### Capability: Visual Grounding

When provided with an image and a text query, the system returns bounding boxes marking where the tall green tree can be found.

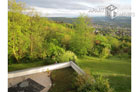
[8,0,30,62]
[69,15,95,56]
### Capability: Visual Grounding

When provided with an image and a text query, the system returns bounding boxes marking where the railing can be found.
[8,61,85,79]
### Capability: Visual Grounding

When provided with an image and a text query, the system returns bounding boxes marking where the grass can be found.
[77,56,131,92]
[49,67,77,92]
[8,56,131,92]
[8,61,45,72]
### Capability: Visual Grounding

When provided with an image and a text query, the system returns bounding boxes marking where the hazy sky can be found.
[17,0,131,17]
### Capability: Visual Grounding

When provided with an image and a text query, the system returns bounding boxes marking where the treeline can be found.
[8,0,131,64]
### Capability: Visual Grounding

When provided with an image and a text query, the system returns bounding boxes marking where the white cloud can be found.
[17,0,131,17]
[30,6,92,17]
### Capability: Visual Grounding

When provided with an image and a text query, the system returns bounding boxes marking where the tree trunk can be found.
[30,34,33,57]
[13,46,19,63]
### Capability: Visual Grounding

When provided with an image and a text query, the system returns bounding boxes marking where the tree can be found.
[8,0,30,62]
[69,15,95,56]
[92,35,111,58]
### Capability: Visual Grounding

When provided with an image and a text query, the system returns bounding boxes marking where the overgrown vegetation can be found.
[49,68,77,92]
[73,74,114,92]
[49,67,114,92]
[8,0,131,64]
[8,1,131,92]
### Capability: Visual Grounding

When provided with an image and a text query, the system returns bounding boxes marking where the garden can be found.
[8,0,131,92]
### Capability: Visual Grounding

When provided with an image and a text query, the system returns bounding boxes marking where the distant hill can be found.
[91,17,131,28]
[47,17,76,23]
[46,16,131,28]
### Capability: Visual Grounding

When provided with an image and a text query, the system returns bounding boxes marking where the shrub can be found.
[95,35,111,48]
[100,48,111,59]
[69,35,93,56]
[92,76,114,92]
[73,74,94,92]
[8,55,17,64]
[73,74,114,92]
[92,45,103,57]
[59,51,77,62]
[46,43,77,63]
[107,36,121,55]
[46,43,65,62]
[92,35,111,58]
[120,41,131,54]
[43,57,55,65]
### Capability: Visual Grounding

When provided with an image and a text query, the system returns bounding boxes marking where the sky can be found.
[16,0,131,17]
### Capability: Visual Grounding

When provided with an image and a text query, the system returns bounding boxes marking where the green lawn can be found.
[8,61,45,72]
[77,56,131,92]
[8,56,131,92]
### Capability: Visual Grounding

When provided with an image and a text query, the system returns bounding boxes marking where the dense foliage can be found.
[8,0,131,64]
[73,74,114,92]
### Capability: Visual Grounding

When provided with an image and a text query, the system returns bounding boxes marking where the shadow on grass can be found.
[107,75,131,92]
[8,61,45,72]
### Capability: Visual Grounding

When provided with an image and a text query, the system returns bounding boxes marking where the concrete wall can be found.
[8,61,85,79]
[70,61,85,75]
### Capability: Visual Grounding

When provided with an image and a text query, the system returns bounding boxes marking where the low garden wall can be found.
[8,61,85,79]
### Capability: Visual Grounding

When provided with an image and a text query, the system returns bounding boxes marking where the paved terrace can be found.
[8,72,51,92]
[8,61,85,92]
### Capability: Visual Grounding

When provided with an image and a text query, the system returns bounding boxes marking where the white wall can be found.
[8,61,85,79]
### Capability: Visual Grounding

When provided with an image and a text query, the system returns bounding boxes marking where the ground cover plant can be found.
[49,67,77,92]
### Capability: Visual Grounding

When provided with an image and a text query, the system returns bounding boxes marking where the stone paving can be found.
[8,72,52,92]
